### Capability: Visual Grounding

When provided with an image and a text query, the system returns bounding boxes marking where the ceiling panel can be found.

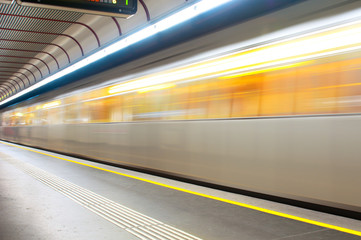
[0,0,193,101]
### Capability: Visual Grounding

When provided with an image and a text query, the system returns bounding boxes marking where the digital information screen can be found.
[17,0,137,17]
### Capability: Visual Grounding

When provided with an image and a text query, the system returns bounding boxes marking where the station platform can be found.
[1,140,361,240]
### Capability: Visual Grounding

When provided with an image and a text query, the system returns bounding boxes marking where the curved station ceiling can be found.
[0,0,198,103]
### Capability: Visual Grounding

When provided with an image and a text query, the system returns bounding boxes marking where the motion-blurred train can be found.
[2,0,361,215]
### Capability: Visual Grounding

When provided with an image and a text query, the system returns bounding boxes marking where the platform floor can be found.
[0,141,361,240]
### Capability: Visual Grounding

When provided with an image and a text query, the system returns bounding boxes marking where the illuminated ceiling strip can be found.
[0,0,231,106]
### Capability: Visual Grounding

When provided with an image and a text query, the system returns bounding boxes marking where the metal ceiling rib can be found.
[0,3,84,97]
[0,0,193,101]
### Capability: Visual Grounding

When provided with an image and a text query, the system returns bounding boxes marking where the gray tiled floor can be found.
[0,142,360,240]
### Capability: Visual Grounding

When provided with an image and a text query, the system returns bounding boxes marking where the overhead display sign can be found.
[16,0,137,18]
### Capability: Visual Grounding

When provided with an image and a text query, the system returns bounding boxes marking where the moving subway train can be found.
[2,0,361,214]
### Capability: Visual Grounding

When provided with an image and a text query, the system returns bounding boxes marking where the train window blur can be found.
[122,94,134,122]
[187,81,209,119]
[106,95,123,122]
[207,79,232,119]
[5,22,361,125]
[24,107,35,125]
[261,69,296,116]
[295,60,338,115]
[167,86,189,120]
[47,105,62,125]
[88,99,108,123]
[64,96,80,124]
[134,87,173,121]
[132,92,147,121]
[230,75,262,118]
[336,57,361,114]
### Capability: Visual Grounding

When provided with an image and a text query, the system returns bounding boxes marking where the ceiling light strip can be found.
[0,0,231,106]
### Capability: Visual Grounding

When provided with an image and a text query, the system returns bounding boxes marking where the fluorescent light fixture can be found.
[0,0,231,106]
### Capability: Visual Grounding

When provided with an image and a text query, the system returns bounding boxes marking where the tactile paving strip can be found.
[4,154,202,240]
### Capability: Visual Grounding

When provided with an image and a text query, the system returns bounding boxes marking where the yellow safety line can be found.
[1,140,361,237]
